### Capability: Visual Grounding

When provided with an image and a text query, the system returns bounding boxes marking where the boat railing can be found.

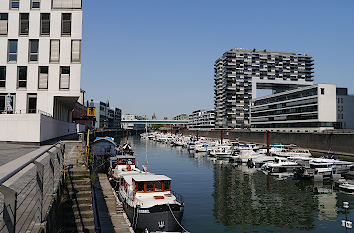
[172,190,184,204]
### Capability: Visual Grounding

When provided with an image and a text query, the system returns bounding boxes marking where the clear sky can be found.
[81,0,354,119]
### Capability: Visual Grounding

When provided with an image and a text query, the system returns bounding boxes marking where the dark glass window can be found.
[155,181,162,191]
[61,13,71,35]
[18,66,27,88]
[8,40,18,62]
[29,40,39,62]
[19,13,29,35]
[137,182,144,192]
[0,67,5,88]
[164,181,171,191]
[40,13,50,35]
[146,182,154,192]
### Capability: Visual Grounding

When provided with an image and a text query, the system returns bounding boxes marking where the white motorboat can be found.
[261,157,301,174]
[195,143,208,153]
[339,182,354,193]
[309,158,353,175]
[118,173,184,232]
[210,145,233,158]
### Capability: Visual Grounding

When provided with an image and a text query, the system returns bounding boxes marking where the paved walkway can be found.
[0,142,40,166]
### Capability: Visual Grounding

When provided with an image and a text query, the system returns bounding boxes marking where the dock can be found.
[94,173,133,233]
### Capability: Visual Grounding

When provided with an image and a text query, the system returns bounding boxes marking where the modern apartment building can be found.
[214,48,314,129]
[188,109,215,129]
[250,84,337,132]
[0,0,82,142]
[336,88,354,129]
[93,101,121,129]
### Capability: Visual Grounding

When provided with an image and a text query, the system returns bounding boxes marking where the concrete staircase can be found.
[60,166,95,233]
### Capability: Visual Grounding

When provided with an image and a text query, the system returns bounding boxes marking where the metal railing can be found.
[0,142,65,233]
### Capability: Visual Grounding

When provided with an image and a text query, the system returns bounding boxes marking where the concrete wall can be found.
[0,113,77,142]
[181,129,354,155]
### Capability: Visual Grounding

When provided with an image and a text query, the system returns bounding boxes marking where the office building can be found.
[188,109,215,129]
[250,84,337,132]
[336,88,354,129]
[93,101,121,129]
[0,0,82,142]
[214,48,314,129]
[173,114,189,129]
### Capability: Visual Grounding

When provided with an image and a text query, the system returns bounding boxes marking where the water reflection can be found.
[213,164,319,230]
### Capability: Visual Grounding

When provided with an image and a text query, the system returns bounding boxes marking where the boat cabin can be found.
[110,154,136,171]
[121,174,172,198]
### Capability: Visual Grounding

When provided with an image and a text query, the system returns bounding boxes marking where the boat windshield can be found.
[118,158,135,165]
[135,180,171,193]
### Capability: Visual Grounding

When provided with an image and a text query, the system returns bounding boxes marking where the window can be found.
[50,39,60,62]
[40,13,50,35]
[320,88,325,95]
[31,0,40,9]
[0,94,15,113]
[0,14,8,35]
[19,13,29,35]
[18,66,27,88]
[61,13,71,36]
[52,0,82,9]
[29,39,39,62]
[38,66,48,89]
[164,181,171,191]
[146,182,154,192]
[59,66,70,89]
[0,95,5,112]
[27,94,37,113]
[8,40,18,62]
[0,67,5,88]
[71,40,81,63]
[155,181,162,191]
[10,0,19,9]
[136,182,144,192]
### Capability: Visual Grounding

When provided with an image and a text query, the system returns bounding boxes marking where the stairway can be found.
[60,166,95,233]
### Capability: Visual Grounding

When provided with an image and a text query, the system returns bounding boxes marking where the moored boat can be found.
[117,173,184,232]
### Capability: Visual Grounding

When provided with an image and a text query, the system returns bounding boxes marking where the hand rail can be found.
[0,141,61,186]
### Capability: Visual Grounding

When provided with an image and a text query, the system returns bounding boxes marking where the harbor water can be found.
[120,136,353,233]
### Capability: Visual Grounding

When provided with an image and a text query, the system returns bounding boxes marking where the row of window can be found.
[0,13,72,36]
[0,66,71,90]
[7,39,81,63]
[9,0,82,10]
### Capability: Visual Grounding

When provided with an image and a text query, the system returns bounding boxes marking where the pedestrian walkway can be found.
[94,173,133,233]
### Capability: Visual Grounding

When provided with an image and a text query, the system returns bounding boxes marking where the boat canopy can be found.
[123,174,171,185]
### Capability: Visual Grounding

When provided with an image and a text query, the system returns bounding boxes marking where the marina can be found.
[115,133,354,233]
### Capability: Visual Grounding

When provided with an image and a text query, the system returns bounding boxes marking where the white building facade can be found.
[188,109,215,129]
[0,0,82,142]
[250,84,337,132]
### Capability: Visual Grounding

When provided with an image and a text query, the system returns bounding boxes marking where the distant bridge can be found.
[121,120,188,125]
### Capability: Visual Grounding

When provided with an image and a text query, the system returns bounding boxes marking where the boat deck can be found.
[94,173,134,233]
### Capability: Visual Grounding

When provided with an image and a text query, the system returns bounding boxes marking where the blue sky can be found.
[81,0,354,119]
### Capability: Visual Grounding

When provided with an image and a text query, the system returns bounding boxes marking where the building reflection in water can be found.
[212,164,339,231]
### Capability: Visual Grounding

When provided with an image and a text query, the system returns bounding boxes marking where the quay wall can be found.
[180,129,354,156]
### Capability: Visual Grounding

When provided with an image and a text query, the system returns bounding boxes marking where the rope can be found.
[167,204,189,232]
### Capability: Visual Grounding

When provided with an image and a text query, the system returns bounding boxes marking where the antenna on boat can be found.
[144,122,148,174]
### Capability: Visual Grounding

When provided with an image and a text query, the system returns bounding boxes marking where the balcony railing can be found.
[52,0,82,9]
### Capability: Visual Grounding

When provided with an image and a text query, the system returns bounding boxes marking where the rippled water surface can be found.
[119,136,354,233]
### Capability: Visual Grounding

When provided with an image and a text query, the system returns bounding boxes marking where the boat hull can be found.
[125,203,184,232]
